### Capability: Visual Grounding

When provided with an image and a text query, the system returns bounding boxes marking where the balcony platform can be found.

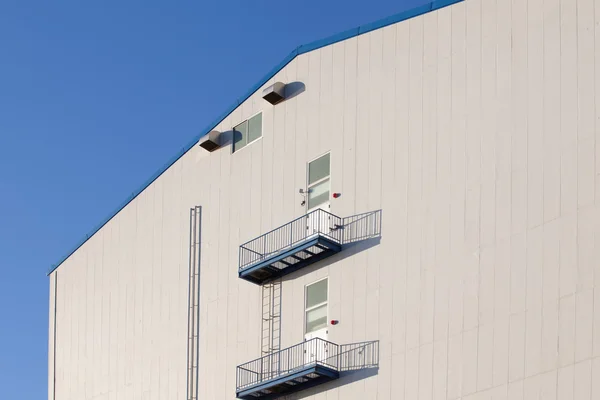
[236,364,339,400]
[236,338,379,400]
[238,209,382,285]
[239,235,342,284]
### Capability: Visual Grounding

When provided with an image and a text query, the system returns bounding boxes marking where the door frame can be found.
[306,151,332,214]
[304,277,329,340]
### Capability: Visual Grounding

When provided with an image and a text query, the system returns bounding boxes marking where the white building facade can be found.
[48,0,600,399]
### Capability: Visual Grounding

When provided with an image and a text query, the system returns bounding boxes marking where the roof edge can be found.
[47,0,463,275]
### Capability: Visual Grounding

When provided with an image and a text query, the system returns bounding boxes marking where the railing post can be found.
[319,210,322,234]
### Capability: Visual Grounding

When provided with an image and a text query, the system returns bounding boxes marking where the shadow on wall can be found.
[218,129,235,148]
[339,340,380,372]
[290,368,380,399]
[284,81,306,101]
[290,340,380,399]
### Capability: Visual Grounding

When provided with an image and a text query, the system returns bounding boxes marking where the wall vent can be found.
[198,130,220,152]
[262,82,286,105]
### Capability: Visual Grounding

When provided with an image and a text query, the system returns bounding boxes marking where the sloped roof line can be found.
[47,0,462,275]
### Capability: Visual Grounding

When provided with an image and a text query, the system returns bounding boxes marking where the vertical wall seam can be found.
[403,19,411,399]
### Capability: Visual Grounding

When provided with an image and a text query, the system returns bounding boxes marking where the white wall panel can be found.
[49,0,600,399]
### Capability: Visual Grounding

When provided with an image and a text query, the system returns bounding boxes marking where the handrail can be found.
[239,208,342,248]
[239,209,344,271]
[238,209,382,274]
[239,337,339,368]
[236,337,340,391]
[235,338,380,393]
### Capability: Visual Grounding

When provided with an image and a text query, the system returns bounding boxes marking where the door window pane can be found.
[248,113,262,142]
[306,304,327,333]
[308,153,330,185]
[307,179,330,210]
[306,279,328,308]
[233,120,248,152]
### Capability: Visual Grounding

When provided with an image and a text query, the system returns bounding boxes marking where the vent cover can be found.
[262,82,286,105]
[198,130,220,152]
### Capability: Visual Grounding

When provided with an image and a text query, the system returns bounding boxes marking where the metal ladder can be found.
[261,279,281,379]
[187,206,202,400]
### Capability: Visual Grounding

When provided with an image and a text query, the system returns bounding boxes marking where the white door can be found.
[304,278,329,365]
[306,153,331,237]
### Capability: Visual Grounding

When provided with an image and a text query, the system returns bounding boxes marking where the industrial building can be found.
[48,0,600,399]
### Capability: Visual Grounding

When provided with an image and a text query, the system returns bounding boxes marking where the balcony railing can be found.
[238,209,344,284]
[238,209,382,284]
[236,338,379,399]
[237,338,339,391]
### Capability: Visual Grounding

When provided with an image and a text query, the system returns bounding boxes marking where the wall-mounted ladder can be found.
[261,279,281,379]
[187,206,202,400]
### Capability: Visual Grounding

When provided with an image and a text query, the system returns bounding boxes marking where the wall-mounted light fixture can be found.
[299,188,307,206]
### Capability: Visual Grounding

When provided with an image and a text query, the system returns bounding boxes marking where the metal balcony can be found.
[236,338,379,399]
[239,209,344,284]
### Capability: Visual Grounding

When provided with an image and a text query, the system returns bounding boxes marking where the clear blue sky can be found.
[0,0,427,397]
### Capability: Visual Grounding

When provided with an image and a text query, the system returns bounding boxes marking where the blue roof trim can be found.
[47,0,463,275]
[297,27,360,54]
